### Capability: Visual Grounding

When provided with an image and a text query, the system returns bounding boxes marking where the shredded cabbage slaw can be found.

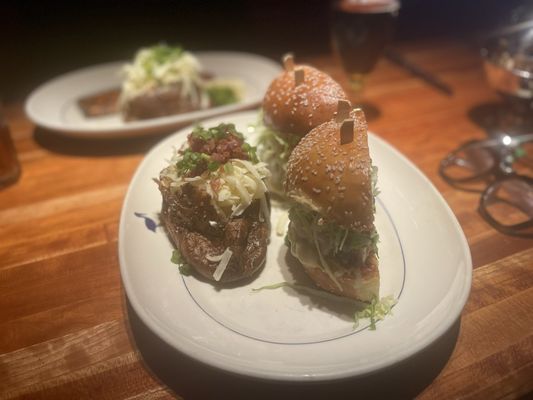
[252,282,397,330]
[121,45,206,104]
[255,117,299,195]
[161,154,270,220]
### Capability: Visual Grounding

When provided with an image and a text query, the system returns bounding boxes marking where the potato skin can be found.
[159,180,269,282]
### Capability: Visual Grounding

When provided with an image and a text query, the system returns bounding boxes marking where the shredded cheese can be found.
[121,46,206,103]
[213,248,233,281]
[276,211,288,236]
[312,227,343,291]
[206,253,224,262]
[160,157,270,220]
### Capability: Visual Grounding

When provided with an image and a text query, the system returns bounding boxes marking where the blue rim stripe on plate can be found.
[180,196,406,345]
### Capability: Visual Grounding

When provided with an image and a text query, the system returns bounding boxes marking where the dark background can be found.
[0,0,529,101]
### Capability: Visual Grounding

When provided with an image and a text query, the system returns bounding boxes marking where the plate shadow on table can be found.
[126,295,460,400]
[33,127,175,157]
[468,100,533,138]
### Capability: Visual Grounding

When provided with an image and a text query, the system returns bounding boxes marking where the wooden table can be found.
[1,39,532,399]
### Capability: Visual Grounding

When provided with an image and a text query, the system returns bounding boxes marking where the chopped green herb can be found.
[207,160,220,172]
[171,249,193,276]
[149,44,184,65]
[175,123,256,176]
[175,150,209,176]
[207,86,239,106]
[178,264,192,276]
[191,123,242,142]
[171,249,183,264]
[242,142,259,163]
[138,44,184,80]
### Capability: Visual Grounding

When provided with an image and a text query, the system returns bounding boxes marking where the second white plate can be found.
[25,52,281,138]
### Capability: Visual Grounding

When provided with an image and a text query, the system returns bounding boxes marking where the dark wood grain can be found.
[0,39,532,400]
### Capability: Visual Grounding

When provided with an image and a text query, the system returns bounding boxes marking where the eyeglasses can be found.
[439,133,533,238]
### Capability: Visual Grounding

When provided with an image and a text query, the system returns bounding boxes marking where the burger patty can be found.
[159,181,269,282]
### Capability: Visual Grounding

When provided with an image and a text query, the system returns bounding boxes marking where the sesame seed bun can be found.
[285,109,374,232]
[262,65,348,138]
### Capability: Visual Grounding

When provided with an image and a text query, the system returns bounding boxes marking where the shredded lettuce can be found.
[171,249,192,276]
[354,295,397,330]
[122,44,204,100]
[255,115,300,195]
[253,281,396,330]
[371,165,380,197]
[288,204,379,260]
[205,80,243,106]
[253,281,359,304]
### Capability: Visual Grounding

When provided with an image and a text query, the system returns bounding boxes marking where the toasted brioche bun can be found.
[285,109,374,232]
[262,65,347,138]
[287,223,379,302]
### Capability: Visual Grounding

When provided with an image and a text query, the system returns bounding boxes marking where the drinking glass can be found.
[0,107,21,188]
[331,0,400,95]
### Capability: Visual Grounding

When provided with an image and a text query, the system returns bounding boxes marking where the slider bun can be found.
[262,65,348,137]
[285,109,374,232]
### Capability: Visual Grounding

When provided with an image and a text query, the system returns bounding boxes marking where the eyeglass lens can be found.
[441,144,495,191]
[482,177,533,234]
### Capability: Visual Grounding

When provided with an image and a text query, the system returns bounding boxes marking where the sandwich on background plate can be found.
[120,44,243,121]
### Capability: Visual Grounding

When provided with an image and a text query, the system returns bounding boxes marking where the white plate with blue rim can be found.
[118,110,472,381]
[25,52,281,138]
